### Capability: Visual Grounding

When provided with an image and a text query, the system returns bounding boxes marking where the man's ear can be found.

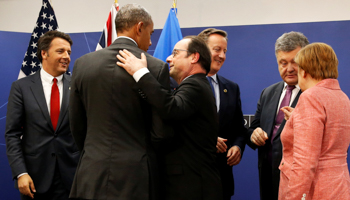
[41,50,48,60]
[136,22,143,35]
[191,52,200,64]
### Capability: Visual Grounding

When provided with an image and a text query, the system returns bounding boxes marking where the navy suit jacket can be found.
[216,75,247,197]
[5,71,80,193]
[247,81,301,200]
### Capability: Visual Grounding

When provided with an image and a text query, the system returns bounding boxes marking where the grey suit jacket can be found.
[69,38,170,200]
[5,70,79,193]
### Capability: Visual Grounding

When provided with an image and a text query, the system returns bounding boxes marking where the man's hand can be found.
[116,49,147,76]
[227,146,241,166]
[280,106,294,121]
[18,174,35,199]
[216,137,228,153]
[250,127,268,146]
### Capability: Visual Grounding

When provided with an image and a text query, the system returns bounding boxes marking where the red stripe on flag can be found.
[106,12,113,47]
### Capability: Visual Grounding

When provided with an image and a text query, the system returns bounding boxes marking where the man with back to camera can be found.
[116,35,223,200]
[5,30,80,200]
[69,3,171,200]
[247,31,309,200]
[197,28,247,200]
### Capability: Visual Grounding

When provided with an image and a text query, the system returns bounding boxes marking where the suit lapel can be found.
[217,76,227,119]
[30,71,52,129]
[266,82,284,138]
[274,87,302,139]
[55,74,70,132]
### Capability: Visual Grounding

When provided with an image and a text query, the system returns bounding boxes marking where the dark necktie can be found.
[207,76,216,99]
[50,78,60,131]
[271,85,295,144]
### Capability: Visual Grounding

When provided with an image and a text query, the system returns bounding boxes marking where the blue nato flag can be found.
[153,8,183,62]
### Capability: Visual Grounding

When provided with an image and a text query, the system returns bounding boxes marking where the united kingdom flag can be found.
[96,2,119,51]
[18,0,59,79]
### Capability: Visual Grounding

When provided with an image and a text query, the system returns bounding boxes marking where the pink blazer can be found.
[279,79,350,200]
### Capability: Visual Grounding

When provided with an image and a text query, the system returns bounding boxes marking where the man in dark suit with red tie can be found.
[5,30,80,200]
[197,28,247,200]
[247,31,309,200]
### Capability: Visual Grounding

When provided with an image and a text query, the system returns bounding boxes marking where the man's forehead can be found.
[174,38,190,49]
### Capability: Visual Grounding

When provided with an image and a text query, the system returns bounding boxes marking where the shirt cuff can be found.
[17,172,28,179]
[133,68,150,82]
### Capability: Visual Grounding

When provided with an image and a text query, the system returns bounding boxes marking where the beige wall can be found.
[1,0,350,33]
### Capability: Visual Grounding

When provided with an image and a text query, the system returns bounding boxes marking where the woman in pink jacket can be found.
[279,43,350,200]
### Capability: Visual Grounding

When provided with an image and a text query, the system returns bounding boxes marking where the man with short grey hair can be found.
[247,31,309,200]
[69,3,170,200]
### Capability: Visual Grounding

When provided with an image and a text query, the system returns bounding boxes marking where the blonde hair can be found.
[295,42,338,80]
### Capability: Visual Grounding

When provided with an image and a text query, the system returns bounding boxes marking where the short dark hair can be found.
[184,36,212,74]
[115,4,152,33]
[37,30,72,63]
[197,28,228,43]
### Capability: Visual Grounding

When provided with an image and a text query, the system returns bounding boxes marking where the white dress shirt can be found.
[40,68,63,114]
[275,83,300,116]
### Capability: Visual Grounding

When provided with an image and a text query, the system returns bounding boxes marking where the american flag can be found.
[96,2,119,51]
[18,0,59,79]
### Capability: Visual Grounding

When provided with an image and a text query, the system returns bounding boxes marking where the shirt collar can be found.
[40,68,63,84]
[283,82,300,90]
[117,36,138,46]
[207,74,218,84]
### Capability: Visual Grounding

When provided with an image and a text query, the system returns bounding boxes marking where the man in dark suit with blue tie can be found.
[5,30,80,200]
[198,28,247,200]
[247,31,309,200]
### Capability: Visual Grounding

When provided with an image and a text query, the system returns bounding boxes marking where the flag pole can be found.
[173,0,177,14]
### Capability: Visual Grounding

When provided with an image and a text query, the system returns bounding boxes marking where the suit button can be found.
[51,153,55,157]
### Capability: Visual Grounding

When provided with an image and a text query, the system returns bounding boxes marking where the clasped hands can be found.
[217,137,241,166]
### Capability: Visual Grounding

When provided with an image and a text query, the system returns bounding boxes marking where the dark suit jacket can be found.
[247,81,301,200]
[69,38,170,200]
[136,73,222,200]
[216,75,247,197]
[5,71,80,193]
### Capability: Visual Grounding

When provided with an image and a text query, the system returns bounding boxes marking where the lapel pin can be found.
[224,89,227,93]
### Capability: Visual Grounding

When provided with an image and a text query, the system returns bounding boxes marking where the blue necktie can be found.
[207,76,215,98]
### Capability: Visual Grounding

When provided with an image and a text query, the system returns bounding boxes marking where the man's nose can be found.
[166,55,173,63]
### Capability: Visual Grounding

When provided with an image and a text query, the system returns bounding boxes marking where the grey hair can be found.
[115,3,152,33]
[275,31,309,56]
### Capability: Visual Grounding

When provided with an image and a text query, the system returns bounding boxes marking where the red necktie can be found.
[50,78,60,131]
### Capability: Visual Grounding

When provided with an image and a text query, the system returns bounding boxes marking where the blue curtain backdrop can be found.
[1,20,350,199]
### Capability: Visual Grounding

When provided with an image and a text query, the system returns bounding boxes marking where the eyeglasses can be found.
[171,49,189,57]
